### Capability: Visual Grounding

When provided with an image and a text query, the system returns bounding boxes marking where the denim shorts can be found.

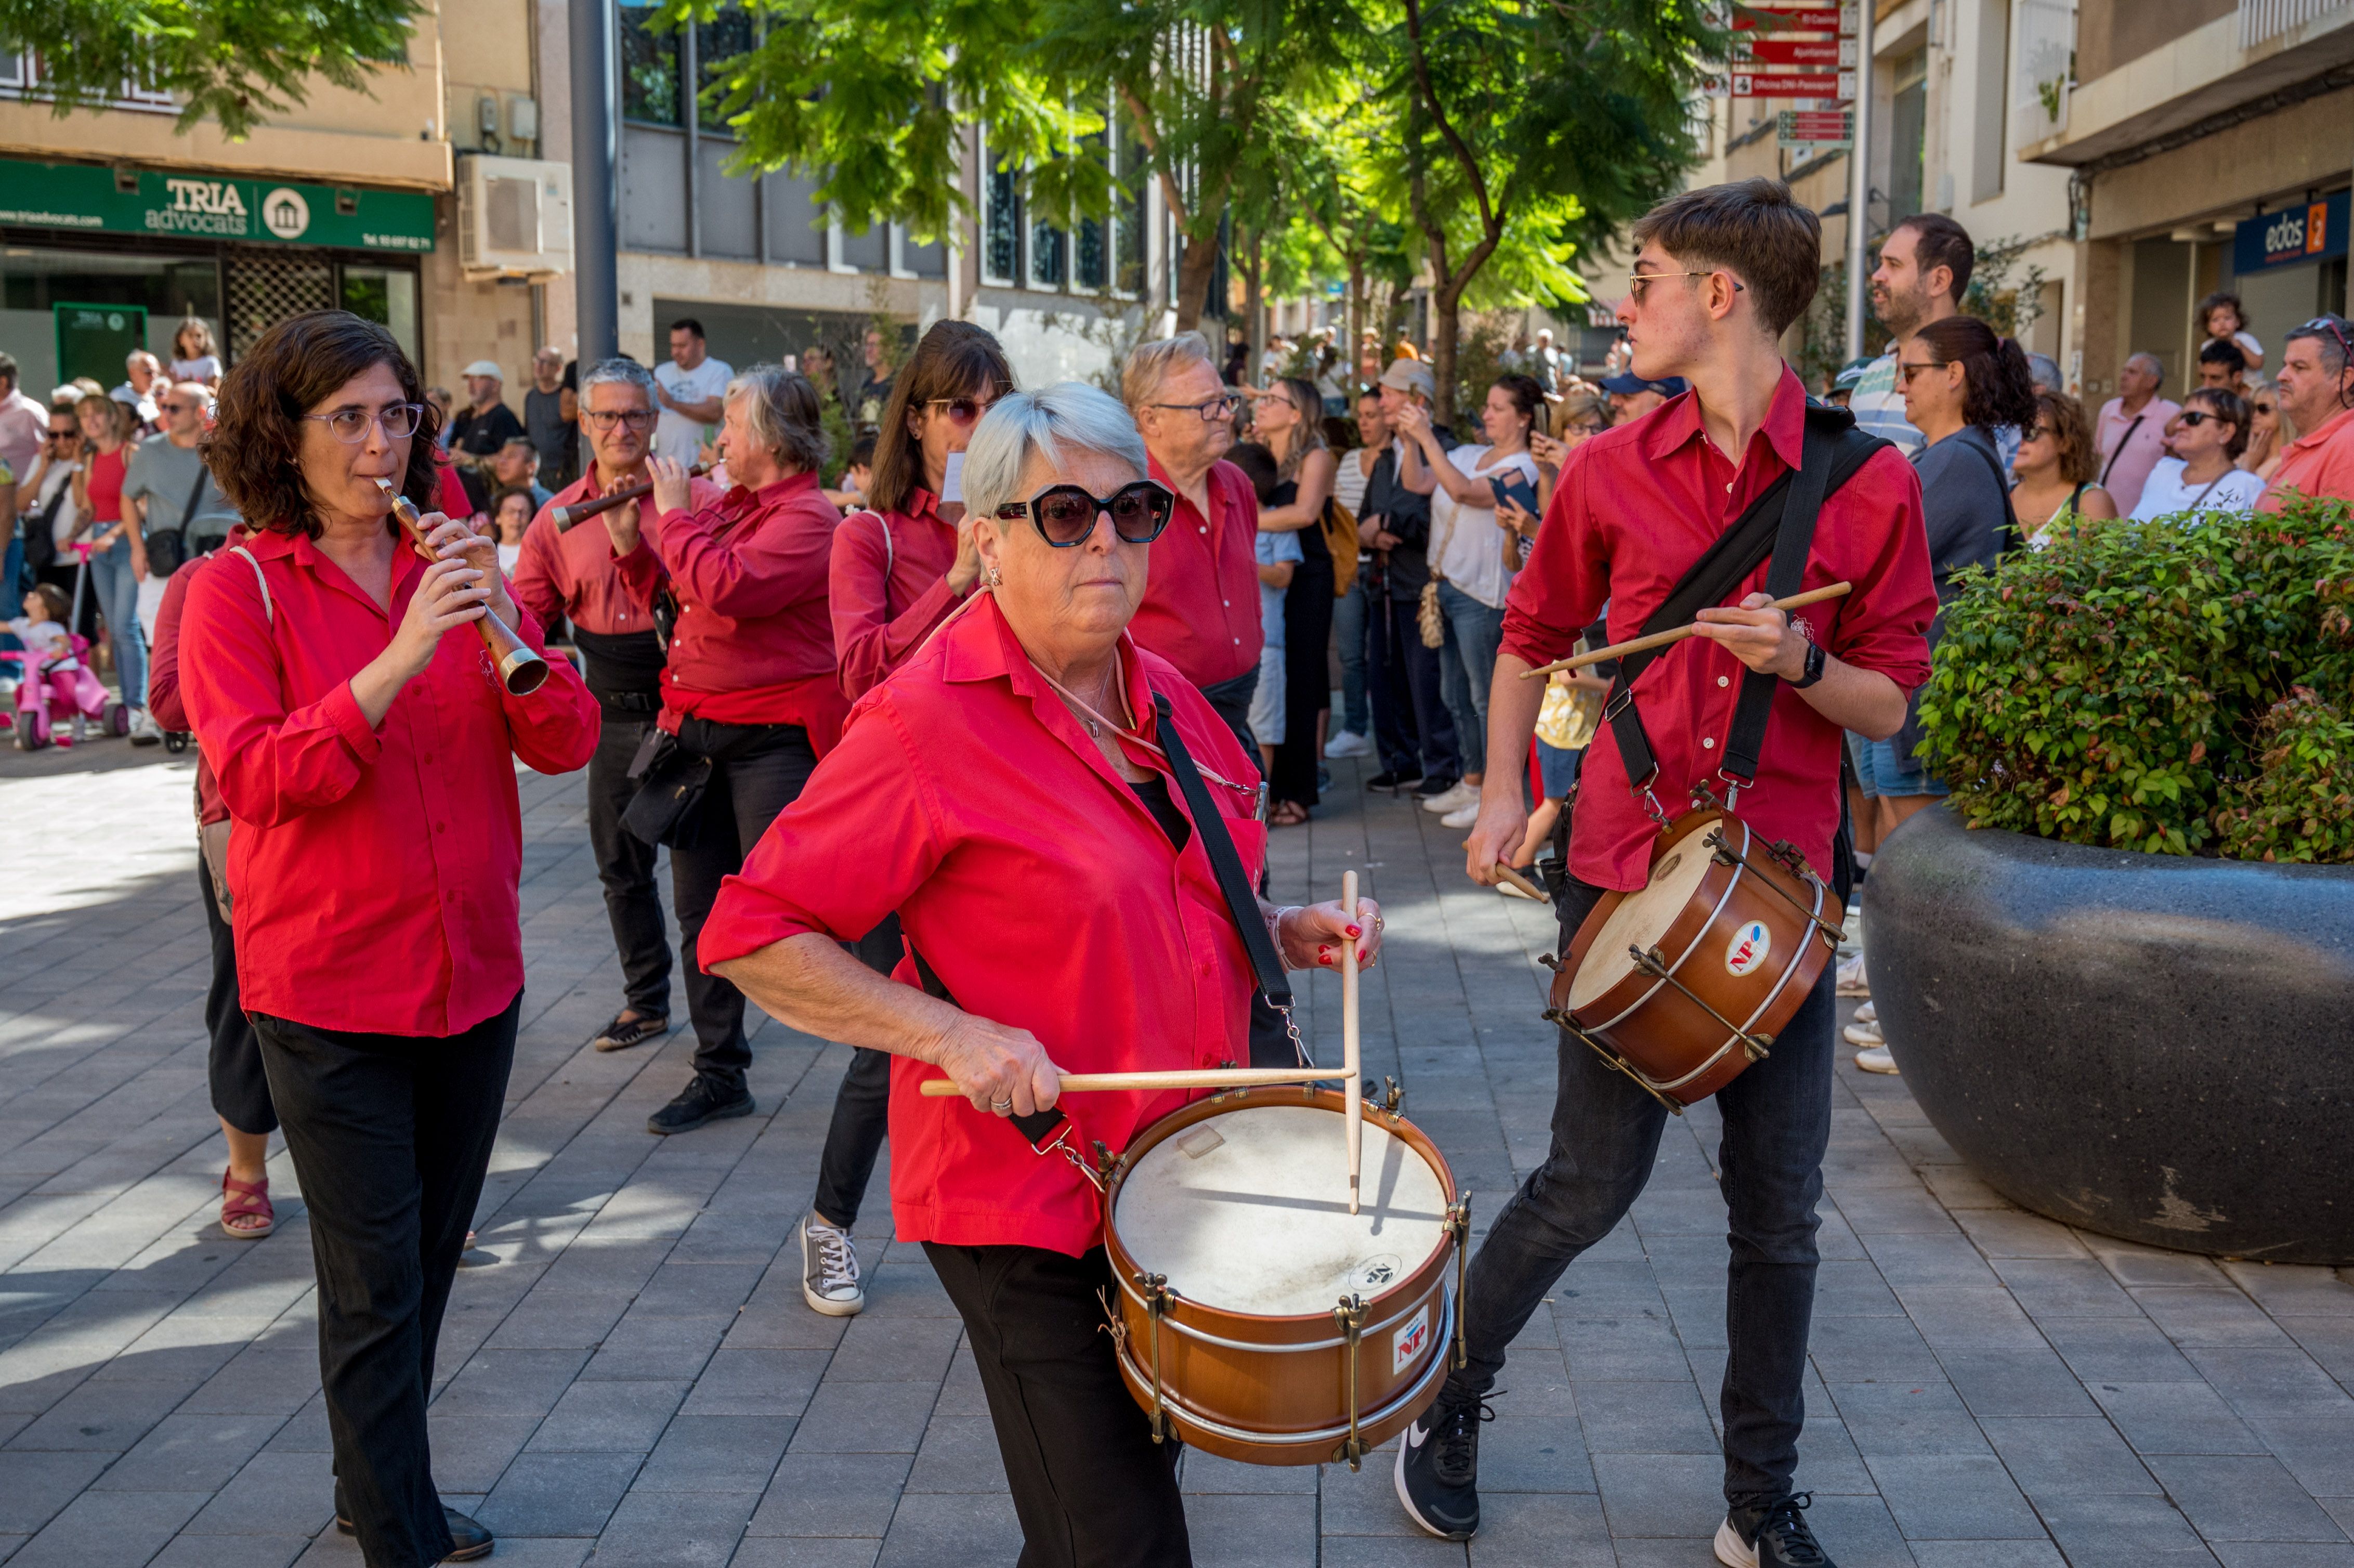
[1850,733,1948,799]
[1536,740,1583,801]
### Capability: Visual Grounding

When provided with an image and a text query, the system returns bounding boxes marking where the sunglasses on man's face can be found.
[995,481,1175,547]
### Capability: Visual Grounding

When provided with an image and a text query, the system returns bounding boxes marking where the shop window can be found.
[619,1,682,127]
[697,6,755,125]
[1031,214,1066,290]
[984,158,1021,286]
[0,249,221,391]
[1886,48,1927,226]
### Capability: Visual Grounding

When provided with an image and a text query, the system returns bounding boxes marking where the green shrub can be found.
[2214,688,2354,863]
[1916,496,2354,859]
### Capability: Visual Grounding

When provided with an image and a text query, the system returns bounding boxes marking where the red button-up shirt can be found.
[148,539,244,826]
[1130,455,1264,688]
[179,527,600,1036]
[514,469,724,636]
[2259,406,2354,513]
[699,593,1268,1256]
[829,488,973,700]
[1503,370,1935,890]
[615,470,849,747]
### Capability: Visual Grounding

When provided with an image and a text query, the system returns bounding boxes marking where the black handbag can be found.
[619,727,713,848]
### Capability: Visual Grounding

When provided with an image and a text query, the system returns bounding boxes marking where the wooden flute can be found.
[376,480,551,696]
[550,464,711,532]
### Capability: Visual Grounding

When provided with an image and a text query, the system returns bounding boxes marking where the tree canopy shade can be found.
[0,0,426,140]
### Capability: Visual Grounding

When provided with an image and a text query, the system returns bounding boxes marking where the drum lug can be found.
[1331,1293,1369,1470]
[1743,1031,1774,1064]
[1138,1272,1175,1444]
[1090,1140,1124,1187]
[1537,950,1563,972]
[1445,1193,1473,1372]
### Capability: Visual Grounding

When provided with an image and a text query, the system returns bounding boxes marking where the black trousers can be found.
[811,914,901,1229]
[250,993,519,1568]
[1444,876,1835,1509]
[669,719,819,1087]
[923,1242,1189,1568]
[1383,595,1459,785]
[587,708,672,1018]
[196,857,274,1135]
[1270,555,1335,809]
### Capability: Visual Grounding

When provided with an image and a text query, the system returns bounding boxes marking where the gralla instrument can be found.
[550,463,711,532]
[1543,802,1844,1109]
[376,481,550,695]
[1100,1086,1469,1469]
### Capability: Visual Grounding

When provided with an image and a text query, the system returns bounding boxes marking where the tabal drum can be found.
[1101,1087,1469,1468]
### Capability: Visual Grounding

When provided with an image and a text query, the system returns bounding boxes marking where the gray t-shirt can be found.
[122,433,238,538]
[1911,425,2012,606]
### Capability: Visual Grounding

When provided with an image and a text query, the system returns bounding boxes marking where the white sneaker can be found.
[801,1210,865,1316]
[1836,952,1869,996]
[1441,801,1481,829]
[1421,781,1479,814]
[1842,1015,1883,1048]
[128,707,162,746]
[1852,1000,1876,1026]
[1854,1044,1900,1074]
[1497,876,1541,901]
[1324,729,1374,759]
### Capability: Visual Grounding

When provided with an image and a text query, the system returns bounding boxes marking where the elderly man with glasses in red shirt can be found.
[1396,179,1937,1568]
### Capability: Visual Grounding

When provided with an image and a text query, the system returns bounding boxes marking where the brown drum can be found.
[1099,1087,1469,1468]
[1546,806,1845,1107]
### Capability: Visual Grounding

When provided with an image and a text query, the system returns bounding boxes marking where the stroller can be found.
[2,542,133,750]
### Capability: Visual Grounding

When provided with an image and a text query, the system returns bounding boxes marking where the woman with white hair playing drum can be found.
[698,383,1382,1566]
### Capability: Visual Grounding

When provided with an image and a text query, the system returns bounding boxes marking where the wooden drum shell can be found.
[1551,810,1842,1106]
[1100,1089,1463,1467]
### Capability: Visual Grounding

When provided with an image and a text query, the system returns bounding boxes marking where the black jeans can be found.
[1196,668,1259,759]
[669,718,820,1088]
[1445,876,1835,1511]
[811,914,901,1229]
[197,857,274,1135]
[923,1242,1189,1568]
[1270,555,1335,808]
[250,993,519,1568]
[1385,595,1459,785]
[588,707,672,1018]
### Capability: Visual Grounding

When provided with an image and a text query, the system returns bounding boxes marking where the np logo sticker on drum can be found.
[1392,1302,1431,1376]
[1724,920,1771,977]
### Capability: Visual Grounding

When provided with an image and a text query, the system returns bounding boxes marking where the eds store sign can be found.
[2233,193,2350,275]
[0,158,435,253]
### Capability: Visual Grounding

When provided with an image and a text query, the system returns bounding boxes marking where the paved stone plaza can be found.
[3,739,2353,1567]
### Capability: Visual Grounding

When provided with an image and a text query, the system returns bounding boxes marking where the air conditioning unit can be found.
[457,154,572,280]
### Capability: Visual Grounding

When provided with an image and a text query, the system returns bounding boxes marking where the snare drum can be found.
[1547,807,1844,1107]
[1101,1088,1469,1468]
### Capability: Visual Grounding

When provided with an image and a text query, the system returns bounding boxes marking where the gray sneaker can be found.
[801,1210,865,1316]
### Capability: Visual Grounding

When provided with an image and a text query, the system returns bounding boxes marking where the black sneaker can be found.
[336,1488,495,1563]
[1413,774,1461,800]
[1717,1492,1834,1568]
[1393,1392,1493,1540]
[647,1075,755,1135]
[1366,769,1423,792]
[591,1010,668,1052]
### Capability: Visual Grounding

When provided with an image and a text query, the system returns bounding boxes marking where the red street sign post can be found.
[1729,6,1853,33]
[1737,37,1855,66]
[1731,71,1853,97]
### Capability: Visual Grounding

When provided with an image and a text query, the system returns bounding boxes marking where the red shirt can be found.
[514,470,724,637]
[829,489,973,700]
[85,446,125,525]
[1130,455,1264,688]
[433,456,472,521]
[148,539,244,825]
[699,593,1268,1256]
[1502,370,1935,890]
[179,527,600,1036]
[2259,406,2354,512]
[616,471,849,747]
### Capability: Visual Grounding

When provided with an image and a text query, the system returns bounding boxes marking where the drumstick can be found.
[1519,582,1854,678]
[916,1067,1349,1097]
[1342,870,1362,1217]
[1492,862,1547,900]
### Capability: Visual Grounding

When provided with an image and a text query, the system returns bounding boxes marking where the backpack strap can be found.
[228,545,273,624]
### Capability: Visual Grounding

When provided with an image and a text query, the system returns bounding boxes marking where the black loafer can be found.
[647,1075,755,1135]
[336,1497,497,1563]
[1365,769,1423,792]
[591,1011,668,1052]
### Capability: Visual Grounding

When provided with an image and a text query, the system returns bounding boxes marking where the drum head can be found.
[1567,840,1716,1010]
[1114,1103,1450,1317]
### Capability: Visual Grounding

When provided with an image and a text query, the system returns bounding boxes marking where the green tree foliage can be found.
[2215,689,2354,864]
[0,0,424,139]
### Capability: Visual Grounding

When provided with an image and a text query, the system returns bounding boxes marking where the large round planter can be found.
[1866,804,2354,1264]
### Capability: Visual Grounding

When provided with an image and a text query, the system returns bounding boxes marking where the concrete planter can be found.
[1866,805,2354,1264]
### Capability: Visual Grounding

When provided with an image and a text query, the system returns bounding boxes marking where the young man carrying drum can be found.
[1397,179,1937,1568]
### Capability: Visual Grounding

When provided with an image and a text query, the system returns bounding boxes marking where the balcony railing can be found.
[2241,0,2351,49]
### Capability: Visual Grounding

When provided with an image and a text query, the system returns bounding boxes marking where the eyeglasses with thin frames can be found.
[925,394,1003,426]
[994,481,1175,546]
[581,409,658,431]
[1627,270,1747,305]
[1149,391,1245,422]
[304,402,425,443]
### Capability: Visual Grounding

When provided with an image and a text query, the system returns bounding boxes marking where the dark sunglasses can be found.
[926,393,1002,426]
[995,481,1174,546]
[2178,410,2227,428]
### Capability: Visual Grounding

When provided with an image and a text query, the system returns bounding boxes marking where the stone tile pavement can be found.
[3,736,2353,1566]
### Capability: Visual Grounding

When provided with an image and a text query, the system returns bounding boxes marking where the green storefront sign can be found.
[0,158,435,253]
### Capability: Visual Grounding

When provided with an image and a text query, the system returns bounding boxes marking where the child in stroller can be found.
[5,582,132,748]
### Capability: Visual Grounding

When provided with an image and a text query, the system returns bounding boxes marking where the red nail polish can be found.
[1346,925,1362,938]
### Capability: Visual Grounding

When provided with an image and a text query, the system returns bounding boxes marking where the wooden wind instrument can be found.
[551,464,711,532]
[376,480,551,696]
[1519,581,1854,678]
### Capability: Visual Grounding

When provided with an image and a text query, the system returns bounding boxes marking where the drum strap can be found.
[1602,404,1889,800]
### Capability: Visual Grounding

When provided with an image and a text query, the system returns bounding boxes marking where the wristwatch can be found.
[1789,639,1827,690]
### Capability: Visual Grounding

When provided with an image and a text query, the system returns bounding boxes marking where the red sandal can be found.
[220,1169,274,1239]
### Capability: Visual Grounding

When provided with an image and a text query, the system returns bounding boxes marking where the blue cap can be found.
[1599,372,1689,398]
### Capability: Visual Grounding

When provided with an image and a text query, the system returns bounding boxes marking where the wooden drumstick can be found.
[916,1066,1349,1097]
[1342,870,1362,1217]
[1519,581,1853,678]
[1492,862,1547,900]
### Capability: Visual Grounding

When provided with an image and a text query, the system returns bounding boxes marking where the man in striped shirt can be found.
[1844,213,1976,459]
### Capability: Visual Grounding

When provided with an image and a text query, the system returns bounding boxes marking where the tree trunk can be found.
[1245,227,1265,384]
[1346,255,1366,391]
[1429,276,1461,428]
[1172,230,1221,337]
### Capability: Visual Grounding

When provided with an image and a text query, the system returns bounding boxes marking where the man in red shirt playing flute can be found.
[1393,180,1937,1568]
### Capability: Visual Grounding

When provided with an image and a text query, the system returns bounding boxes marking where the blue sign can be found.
[2233,192,2350,274]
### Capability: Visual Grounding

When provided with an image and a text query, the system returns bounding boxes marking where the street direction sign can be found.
[1728,5,1856,34]
[1731,71,1854,97]
[1777,109,1855,148]
[1736,36,1858,66]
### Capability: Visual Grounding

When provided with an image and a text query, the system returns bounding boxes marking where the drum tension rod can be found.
[1702,830,1849,949]
[1137,1272,1174,1444]
[1331,1293,1369,1470]
[1628,945,1775,1064]
[1445,1193,1474,1371]
[1540,1005,1686,1116]
[1362,1076,1406,1123]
